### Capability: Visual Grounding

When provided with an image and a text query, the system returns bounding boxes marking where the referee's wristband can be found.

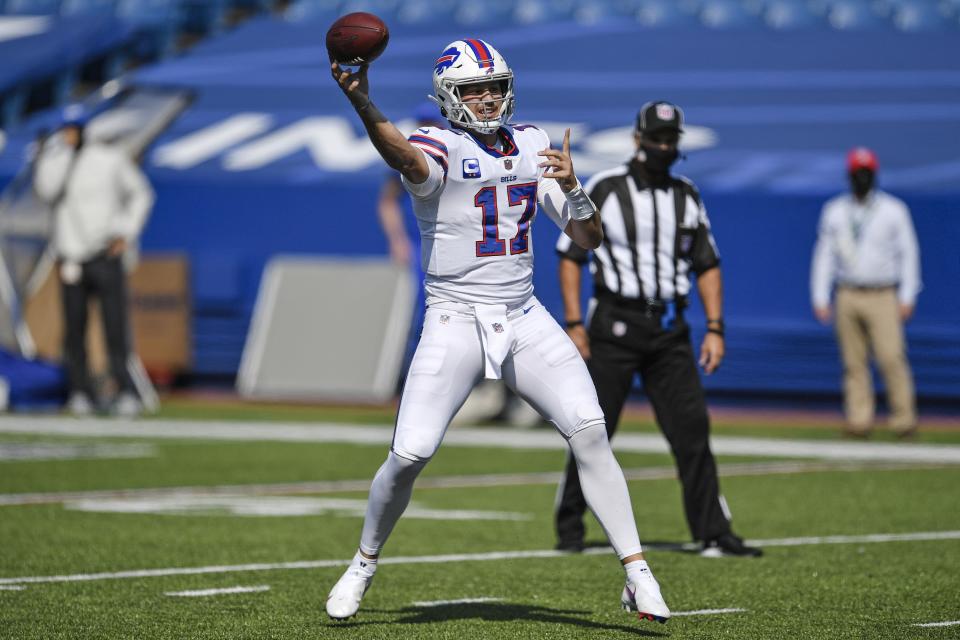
[564,319,583,329]
[706,318,724,337]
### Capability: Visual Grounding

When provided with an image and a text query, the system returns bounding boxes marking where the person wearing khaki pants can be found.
[810,148,921,438]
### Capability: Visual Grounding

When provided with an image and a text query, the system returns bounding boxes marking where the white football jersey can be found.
[402,124,573,307]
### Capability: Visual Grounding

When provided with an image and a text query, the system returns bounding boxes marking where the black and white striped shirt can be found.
[556,159,720,302]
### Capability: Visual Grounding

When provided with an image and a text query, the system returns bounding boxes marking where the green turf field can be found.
[1,408,959,639]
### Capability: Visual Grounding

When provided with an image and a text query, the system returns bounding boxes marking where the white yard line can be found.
[749,531,960,547]
[673,608,746,617]
[0,443,154,462]
[165,585,270,597]
[913,620,960,628]
[0,585,25,591]
[0,460,926,507]
[413,597,503,607]
[1,416,959,463]
[1,530,958,587]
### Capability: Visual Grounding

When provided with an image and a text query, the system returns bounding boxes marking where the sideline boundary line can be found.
[2,530,958,587]
[2,417,960,463]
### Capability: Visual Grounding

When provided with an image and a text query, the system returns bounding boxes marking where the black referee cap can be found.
[636,101,684,133]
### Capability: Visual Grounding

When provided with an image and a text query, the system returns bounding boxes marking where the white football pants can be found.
[358,298,644,559]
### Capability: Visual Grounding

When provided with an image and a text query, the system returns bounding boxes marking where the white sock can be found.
[359,452,427,553]
[567,425,644,558]
[624,559,651,583]
[350,551,377,579]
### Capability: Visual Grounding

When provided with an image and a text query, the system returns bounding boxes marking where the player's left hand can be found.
[538,128,578,192]
[699,332,724,375]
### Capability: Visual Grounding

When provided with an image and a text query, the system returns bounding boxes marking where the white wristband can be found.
[564,182,597,222]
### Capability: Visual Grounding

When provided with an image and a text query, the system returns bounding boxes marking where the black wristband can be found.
[706,318,724,327]
[565,320,583,329]
[707,326,725,337]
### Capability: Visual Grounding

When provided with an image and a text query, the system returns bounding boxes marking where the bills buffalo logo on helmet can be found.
[435,47,460,75]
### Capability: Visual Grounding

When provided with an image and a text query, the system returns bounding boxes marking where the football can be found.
[326,12,390,65]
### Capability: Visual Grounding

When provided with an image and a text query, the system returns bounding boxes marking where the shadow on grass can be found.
[330,601,668,636]
[575,540,700,555]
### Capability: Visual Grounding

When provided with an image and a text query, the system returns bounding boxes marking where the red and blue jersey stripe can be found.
[408,134,448,158]
[408,133,448,179]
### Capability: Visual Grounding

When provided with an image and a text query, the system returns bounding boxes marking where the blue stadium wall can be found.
[138,176,960,399]
[3,18,958,400]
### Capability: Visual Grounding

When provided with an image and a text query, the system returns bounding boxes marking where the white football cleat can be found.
[325,567,373,620]
[621,568,670,624]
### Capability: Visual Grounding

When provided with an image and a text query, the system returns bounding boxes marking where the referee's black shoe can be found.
[701,533,763,558]
[555,538,585,553]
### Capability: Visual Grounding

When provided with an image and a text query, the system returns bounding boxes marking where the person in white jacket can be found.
[33,118,154,416]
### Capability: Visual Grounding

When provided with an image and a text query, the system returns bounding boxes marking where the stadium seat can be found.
[115,0,177,60]
[573,0,638,25]
[178,0,230,36]
[338,0,398,21]
[284,0,339,22]
[512,0,576,24]
[891,0,952,30]
[59,0,115,15]
[699,0,765,27]
[454,0,512,27]
[826,0,888,29]
[763,0,823,28]
[634,0,700,27]
[875,0,942,14]
[394,0,457,26]
[4,0,61,14]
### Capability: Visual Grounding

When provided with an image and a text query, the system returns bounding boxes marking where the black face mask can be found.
[850,169,875,199]
[642,143,679,173]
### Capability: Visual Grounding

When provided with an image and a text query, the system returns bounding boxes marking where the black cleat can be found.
[555,539,585,553]
[701,533,763,558]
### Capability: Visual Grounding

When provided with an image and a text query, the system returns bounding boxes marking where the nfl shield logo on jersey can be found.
[503,159,513,170]
[463,158,481,179]
[492,322,504,334]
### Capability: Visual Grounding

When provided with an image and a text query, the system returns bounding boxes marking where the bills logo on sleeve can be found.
[463,158,481,179]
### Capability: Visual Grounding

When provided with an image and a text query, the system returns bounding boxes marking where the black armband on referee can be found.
[706,318,724,337]
[564,319,583,329]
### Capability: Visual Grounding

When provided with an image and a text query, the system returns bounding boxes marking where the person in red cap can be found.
[810,147,921,438]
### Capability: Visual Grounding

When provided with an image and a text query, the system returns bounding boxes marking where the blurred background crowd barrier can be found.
[0,0,958,408]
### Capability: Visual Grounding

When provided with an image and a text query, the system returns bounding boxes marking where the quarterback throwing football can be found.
[327,38,670,624]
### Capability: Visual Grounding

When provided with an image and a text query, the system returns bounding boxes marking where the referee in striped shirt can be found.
[554,102,761,558]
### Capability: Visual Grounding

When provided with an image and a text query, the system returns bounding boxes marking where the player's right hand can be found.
[330,58,370,110]
[566,325,591,360]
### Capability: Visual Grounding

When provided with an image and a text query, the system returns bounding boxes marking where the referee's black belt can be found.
[596,290,688,315]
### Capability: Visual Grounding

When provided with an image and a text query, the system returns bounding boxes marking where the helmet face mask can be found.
[432,39,514,135]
